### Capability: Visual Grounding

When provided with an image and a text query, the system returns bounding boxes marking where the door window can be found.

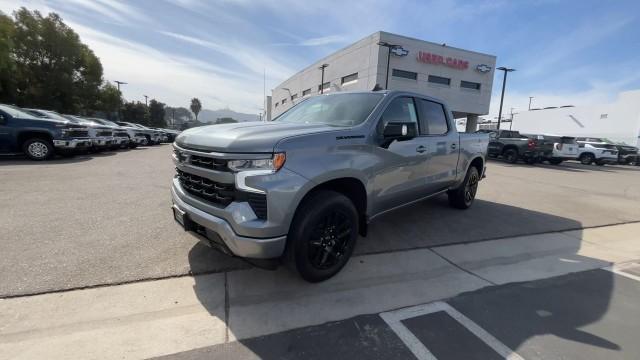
[378,97,417,132]
[417,99,449,135]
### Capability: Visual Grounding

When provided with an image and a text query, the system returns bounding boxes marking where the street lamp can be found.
[496,67,515,131]
[114,80,127,92]
[144,95,148,107]
[528,96,534,111]
[318,64,329,94]
[114,80,127,121]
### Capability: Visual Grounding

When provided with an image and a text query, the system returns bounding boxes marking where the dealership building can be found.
[269,31,497,131]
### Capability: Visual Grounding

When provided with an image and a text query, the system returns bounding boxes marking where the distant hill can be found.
[198,108,258,123]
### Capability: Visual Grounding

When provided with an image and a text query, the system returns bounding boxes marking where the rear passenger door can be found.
[416,99,460,193]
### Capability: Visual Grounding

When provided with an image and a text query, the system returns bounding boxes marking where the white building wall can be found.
[510,90,640,146]
[271,31,496,119]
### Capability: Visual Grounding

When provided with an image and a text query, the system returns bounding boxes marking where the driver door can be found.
[370,96,431,214]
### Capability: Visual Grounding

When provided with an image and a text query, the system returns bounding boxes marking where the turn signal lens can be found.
[273,152,286,171]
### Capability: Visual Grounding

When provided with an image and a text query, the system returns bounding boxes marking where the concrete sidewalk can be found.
[1,222,639,360]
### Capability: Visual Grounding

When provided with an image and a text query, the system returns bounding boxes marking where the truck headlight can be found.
[228,153,286,172]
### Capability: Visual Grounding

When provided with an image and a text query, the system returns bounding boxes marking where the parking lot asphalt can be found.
[1,145,640,297]
[155,267,640,360]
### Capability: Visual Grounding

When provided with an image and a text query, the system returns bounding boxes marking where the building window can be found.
[291,93,298,100]
[392,69,417,80]
[428,75,450,86]
[302,89,311,97]
[282,98,287,104]
[460,80,481,90]
[341,72,358,85]
[318,82,330,92]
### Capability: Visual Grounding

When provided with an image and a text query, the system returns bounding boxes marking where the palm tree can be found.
[190,98,202,121]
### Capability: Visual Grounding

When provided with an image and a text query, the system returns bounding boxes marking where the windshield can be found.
[274,93,383,127]
[0,105,41,120]
[38,110,74,122]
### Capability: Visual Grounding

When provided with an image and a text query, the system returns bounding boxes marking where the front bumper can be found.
[93,137,115,147]
[114,136,130,145]
[171,183,287,259]
[53,138,93,149]
[133,136,146,144]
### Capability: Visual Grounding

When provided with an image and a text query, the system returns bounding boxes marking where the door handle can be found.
[416,145,427,153]
[451,143,457,149]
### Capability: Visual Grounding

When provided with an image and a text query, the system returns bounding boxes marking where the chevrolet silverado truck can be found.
[171,91,488,282]
[0,104,92,160]
[484,129,552,164]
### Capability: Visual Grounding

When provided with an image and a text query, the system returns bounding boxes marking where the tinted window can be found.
[417,99,448,135]
[302,89,311,96]
[428,75,451,86]
[392,69,417,80]
[378,97,418,132]
[460,80,481,90]
[341,73,358,84]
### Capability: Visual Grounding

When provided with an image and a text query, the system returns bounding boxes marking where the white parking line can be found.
[604,263,640,282]
[380,301,524,360]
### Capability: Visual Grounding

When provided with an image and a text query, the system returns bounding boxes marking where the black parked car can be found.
[0,104,92,160]
[483,129,553,164]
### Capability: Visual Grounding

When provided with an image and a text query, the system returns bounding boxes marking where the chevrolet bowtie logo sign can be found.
[390,46,409,57]
[476,64,492,73]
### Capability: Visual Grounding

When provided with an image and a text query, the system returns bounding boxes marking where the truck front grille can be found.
[135,132,146,137]
[65,130,89,138]
[189,154,229,172]
[176,168,268,219]
[97,130,112,137]
[176,169,235,206]
[115,131,129,137]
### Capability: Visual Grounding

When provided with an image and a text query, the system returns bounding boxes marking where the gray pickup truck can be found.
[171,91,488,281]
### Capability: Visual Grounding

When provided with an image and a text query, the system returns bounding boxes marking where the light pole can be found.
[528,96,534,111]
[496,67,515,131]
[144,95,148,107]
[318,64,329,94]
[377,41,399,90]
[114,80,127,121]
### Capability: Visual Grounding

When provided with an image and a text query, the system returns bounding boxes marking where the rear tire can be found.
[503,149,518,164]
[23,138,54,161]
[580,153,594,165]
[448,166,480,209]
[284,190,358,282]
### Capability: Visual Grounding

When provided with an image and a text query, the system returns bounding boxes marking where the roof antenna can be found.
[372,84,383,91]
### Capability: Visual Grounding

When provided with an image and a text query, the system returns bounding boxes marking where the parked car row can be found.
[481,129,639,166]
[0,104,180,160]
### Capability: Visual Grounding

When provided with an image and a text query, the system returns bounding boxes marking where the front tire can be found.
[285,190,358,282]
[448,166,480,209]
[23,138,54,161]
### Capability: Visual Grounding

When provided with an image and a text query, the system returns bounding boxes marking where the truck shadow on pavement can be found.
[186,198,620,359]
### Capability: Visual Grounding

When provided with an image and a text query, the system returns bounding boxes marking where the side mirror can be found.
[489,132,498,139]
[383,121,417,141]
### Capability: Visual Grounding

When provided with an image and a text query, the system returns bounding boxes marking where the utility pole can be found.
[114,80,127,92]
[509,108,518,131]
[144,95,148,107]
[528,96,534,111]
[318,64,329,94]
[496,67,515,131]
[114,80,127,121]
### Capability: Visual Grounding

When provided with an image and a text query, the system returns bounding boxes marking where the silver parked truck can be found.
[171,91,489,282]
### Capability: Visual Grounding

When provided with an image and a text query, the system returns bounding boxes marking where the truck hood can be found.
[175,121,340,153]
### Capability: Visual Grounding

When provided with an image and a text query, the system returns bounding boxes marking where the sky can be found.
[1,0,639,117]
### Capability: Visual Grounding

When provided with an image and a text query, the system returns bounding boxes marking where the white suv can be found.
[541,135,579,165]
[576,137,618,165]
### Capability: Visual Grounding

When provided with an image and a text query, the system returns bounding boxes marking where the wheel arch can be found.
[17,130,53,148]
[293,177,368,237]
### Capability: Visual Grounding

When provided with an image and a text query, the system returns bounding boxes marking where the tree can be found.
[165,106,193,128]
[9,8,103,113]
[121,101,149,125]
[216,117,237,124]
[95,82,122,120]
[148,99,166,127]
[190,98,202,121]
[0,12,16,102]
